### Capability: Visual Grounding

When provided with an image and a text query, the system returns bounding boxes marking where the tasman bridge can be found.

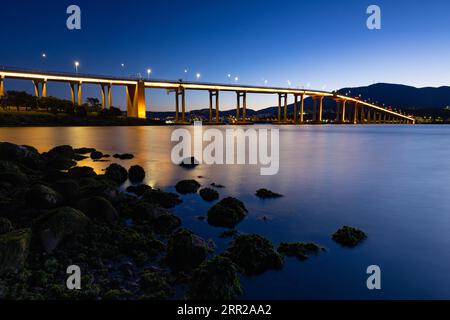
[0,67,415,124]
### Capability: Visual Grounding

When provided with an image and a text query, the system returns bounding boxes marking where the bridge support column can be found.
[293,95,298,123]
[243,92,247,121]
[0,76,4,97]
[359,105,365,123]
[32,80,40,97]
[77,82,83,106]
[126,81,146,119]
[175,90,179,122]
[236,92,240,120]
[101,85,106,109]
[353,102,359,124]
[312,96,317,122]
[335,99,341,123]
[317,96,323,123]
[208,90,220,123]
[367,110,372,123]
[215,91,220,123]
[175,88,186,122]
[42,81,47,98]
[299,94,304,124]
[340,100,347,123]
[107,84,112,108]
[383,112,387,124]
[283,94,288,122]
[69,83,76,105]
[277,94,281,122]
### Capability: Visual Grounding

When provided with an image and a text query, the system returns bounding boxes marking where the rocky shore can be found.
[0,141,367,300]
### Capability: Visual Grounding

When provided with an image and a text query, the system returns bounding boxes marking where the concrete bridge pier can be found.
[0,76,4,97]
[299,94,305,124]
[32,80,47,98]
[317,96,323,123]
[276,93,287,123]
[293,94,298,123]
[340,100,347,123]
[353,102,359,124]
[208,90,220,123]
[175,87,187,123]
[126,81,146,119]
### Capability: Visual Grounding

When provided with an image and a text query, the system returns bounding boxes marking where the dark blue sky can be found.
[1,0,449,110]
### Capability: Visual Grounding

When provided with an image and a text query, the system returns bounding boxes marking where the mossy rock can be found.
[25,184,62,209]
[166,229,211,271]
[256,188,283,199]
[0,160,28,185]
[52,180,80,202]
[46,145,75,159]
[0,217,13,235]
[153,213,181,234]
[105,163,128,184]
[140,268,172,299]
[199,188,219,201]
[207,197,247,228]
[0,142,43,169]
[187,256,242,300]
[77,196,119,223]
[34,207,90,253]
[142,189,182,208]
[332,226,367,247]
[78,176,118,199]
[128,165,146,183]
[103,289,132,300]
[130,202,170,223]
[225,234,283,276]
[175,179,201,194]
[277,242,322,260]
[0,229,32,275]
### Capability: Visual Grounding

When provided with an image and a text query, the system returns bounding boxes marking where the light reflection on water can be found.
[1,124,450,299]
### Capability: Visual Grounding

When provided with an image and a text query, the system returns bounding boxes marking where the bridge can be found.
[0,67,415,124]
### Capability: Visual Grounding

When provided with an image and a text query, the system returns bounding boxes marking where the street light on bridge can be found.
[196,73,201,80]
[147,68,152,80]
[74,61,80,74]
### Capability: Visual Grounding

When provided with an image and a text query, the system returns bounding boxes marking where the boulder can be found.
[139,268,171,299]
[25,184,62,209]
[46,145,75,159]
[128,165,146,183]
[68,166,97,179]
[113,153,134,160]
[77,196,119,223]
[105,163,128,184]
[225,234,283,275]
[130,202,170,223]
[0,142,42,169]
[153,213,181,234]
[166,229,211,271]
[207,197,247,228]
[90,151,104,160]
[277,242,322,260]
[199,188,219,201]
[255,188,283,199]
[187,256,242,300]
[0,160,28,185]
[179,156,199,169]
[52,180,80,202]
[46,154,77,171]
[0,218,13,235]
[332,226,367,247]
[0,229,32,275]
[34,207,90,253]
[74,147,96,155]
[126,184,152,197]
[175,179,201,194]
[142,189,182,208]
[78,176,118,199]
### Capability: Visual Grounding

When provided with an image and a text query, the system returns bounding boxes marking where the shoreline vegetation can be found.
[0,140,367,300]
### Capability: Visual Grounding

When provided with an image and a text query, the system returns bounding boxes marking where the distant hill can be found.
[148,83,450,118]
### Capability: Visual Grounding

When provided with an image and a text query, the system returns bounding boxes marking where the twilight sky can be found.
[1,0,449,111]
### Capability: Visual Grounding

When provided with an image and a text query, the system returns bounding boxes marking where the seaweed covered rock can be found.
[128,165,146,183]
[187,256,242,300]
[166,229,211,271]
[199,188,219,201]
[25,184,62,209]
[0,218,13,235]
[126,184,152,197]
[34,207,90,253]
[256,188,283,199]
[277,242,322,260]
[68,166,97,179]
[207,197,247,228]
[0,229,32,275]
[140,268,172,299]
[52,180,80,202]
[78,176,118,199]
[332,226,367,247]
[0,160,28,185]
[130,202,170,223]
[225,234,283,275]
[142,189,182,208]
[175,179,201,194]
[179,156,199,169]
[105,163,128,184]
[0,142,42,169]
[152,213,181,234]
[77,196,119,223]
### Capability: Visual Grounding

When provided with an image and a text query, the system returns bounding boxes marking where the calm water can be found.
[1,124,450,300]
